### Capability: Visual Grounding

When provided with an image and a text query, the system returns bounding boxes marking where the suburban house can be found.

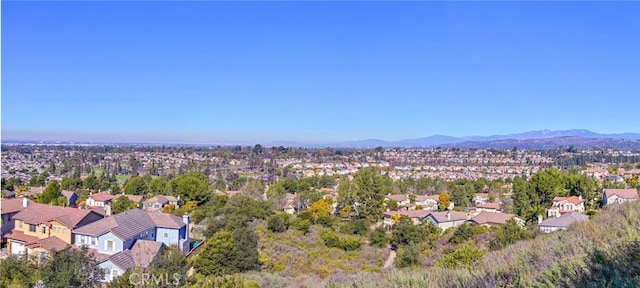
[281,193,297,214]
[385,194,411,206]
[115,194,145,208]
[61,190,78,207]
[424,211,469,230]
[538,211,588,233]
[100,239,165,282]
[1,198,26,245]
[86,192,116,208]
[72,208,190,255]
[603,189,639,206]
[22,186,45,197]
[473,193,491,205]
[383,210,432,228]
[5,198,105,257]
[547,196,585,218]
[476,202,501,213]
[415,195,439,210]
[2,190,17,199]
[142,195,180,212]
[470,211,523,227]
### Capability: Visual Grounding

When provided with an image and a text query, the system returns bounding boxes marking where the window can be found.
[112,270,120,278]
[63,228,67,234]
[91,237,96,246]
[106,240,114,251]
[19,221,23,228]
[80,235,86,245]
[164,232,169,238]
[29,224,36,233]
[42,226,46,234]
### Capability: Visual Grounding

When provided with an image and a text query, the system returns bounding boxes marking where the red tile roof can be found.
[13,201,102,228]
[470,211,517,226]
[90,192,115,202]
[5,230,39,244]
[1,198,26,215]
[552,196,584,205]
[604,189,639,200]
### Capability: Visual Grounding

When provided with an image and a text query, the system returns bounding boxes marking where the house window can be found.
[29,224,36,232]
[42,226,46,234]
[19,221,23,228]
[164,232,169,238]
[63,228,67,234]
[106,240,114,251]
[80,236,86,244]
[91,237,96,246]
[112,270,120,278]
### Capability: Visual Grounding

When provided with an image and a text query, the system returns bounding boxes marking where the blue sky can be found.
[2,1,639,144]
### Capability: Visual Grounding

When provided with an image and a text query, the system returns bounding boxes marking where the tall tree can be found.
[351,167,393,222]
[194,231,238,276]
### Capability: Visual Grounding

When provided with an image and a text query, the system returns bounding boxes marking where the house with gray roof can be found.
[73,209,189,255]
[538,211,588,233]
[100,239,165,282]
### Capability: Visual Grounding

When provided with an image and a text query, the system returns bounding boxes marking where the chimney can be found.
[446,210,451,220]
[183,214,190,253]
[22,197,29,207]
[105,204,112,216]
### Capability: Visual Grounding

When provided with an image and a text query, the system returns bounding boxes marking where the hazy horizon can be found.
[2,2,639,143]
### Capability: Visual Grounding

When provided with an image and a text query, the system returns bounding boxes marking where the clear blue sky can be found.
[2,1,639,144]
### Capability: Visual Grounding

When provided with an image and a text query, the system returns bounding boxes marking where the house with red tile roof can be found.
[547,196,585,218]
[6,198,105,257]
[476,202,501,213]
[86,192,116,208]
[1,198,27,244]
[470,211,523,227]
[603,189,639,206]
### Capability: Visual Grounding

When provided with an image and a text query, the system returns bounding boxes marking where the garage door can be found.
[10,242,24,255]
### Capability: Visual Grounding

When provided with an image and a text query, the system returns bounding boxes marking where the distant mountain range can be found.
[267,129,640,150]
[5,129,640,150]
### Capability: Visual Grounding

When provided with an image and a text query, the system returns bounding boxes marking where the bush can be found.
[449,222,488,244]
[320,230,363,251]
[267,213,290,233]
[369,226,390,248]
[291,218,311,234]
[396,244,422,268]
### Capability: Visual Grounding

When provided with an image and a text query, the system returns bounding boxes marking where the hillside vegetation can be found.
[230,203,639,287]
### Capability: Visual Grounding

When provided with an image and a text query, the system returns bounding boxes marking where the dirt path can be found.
[383,247,396,269]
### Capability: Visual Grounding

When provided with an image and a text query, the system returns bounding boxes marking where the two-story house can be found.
[100,239,165,282]
[73,209,189,255]
[86,192,116,208]
[6,198,105,257]
[603,189,639,205]
[547,196,585,218]
[142,195,180,212]
[1,198,26,245]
